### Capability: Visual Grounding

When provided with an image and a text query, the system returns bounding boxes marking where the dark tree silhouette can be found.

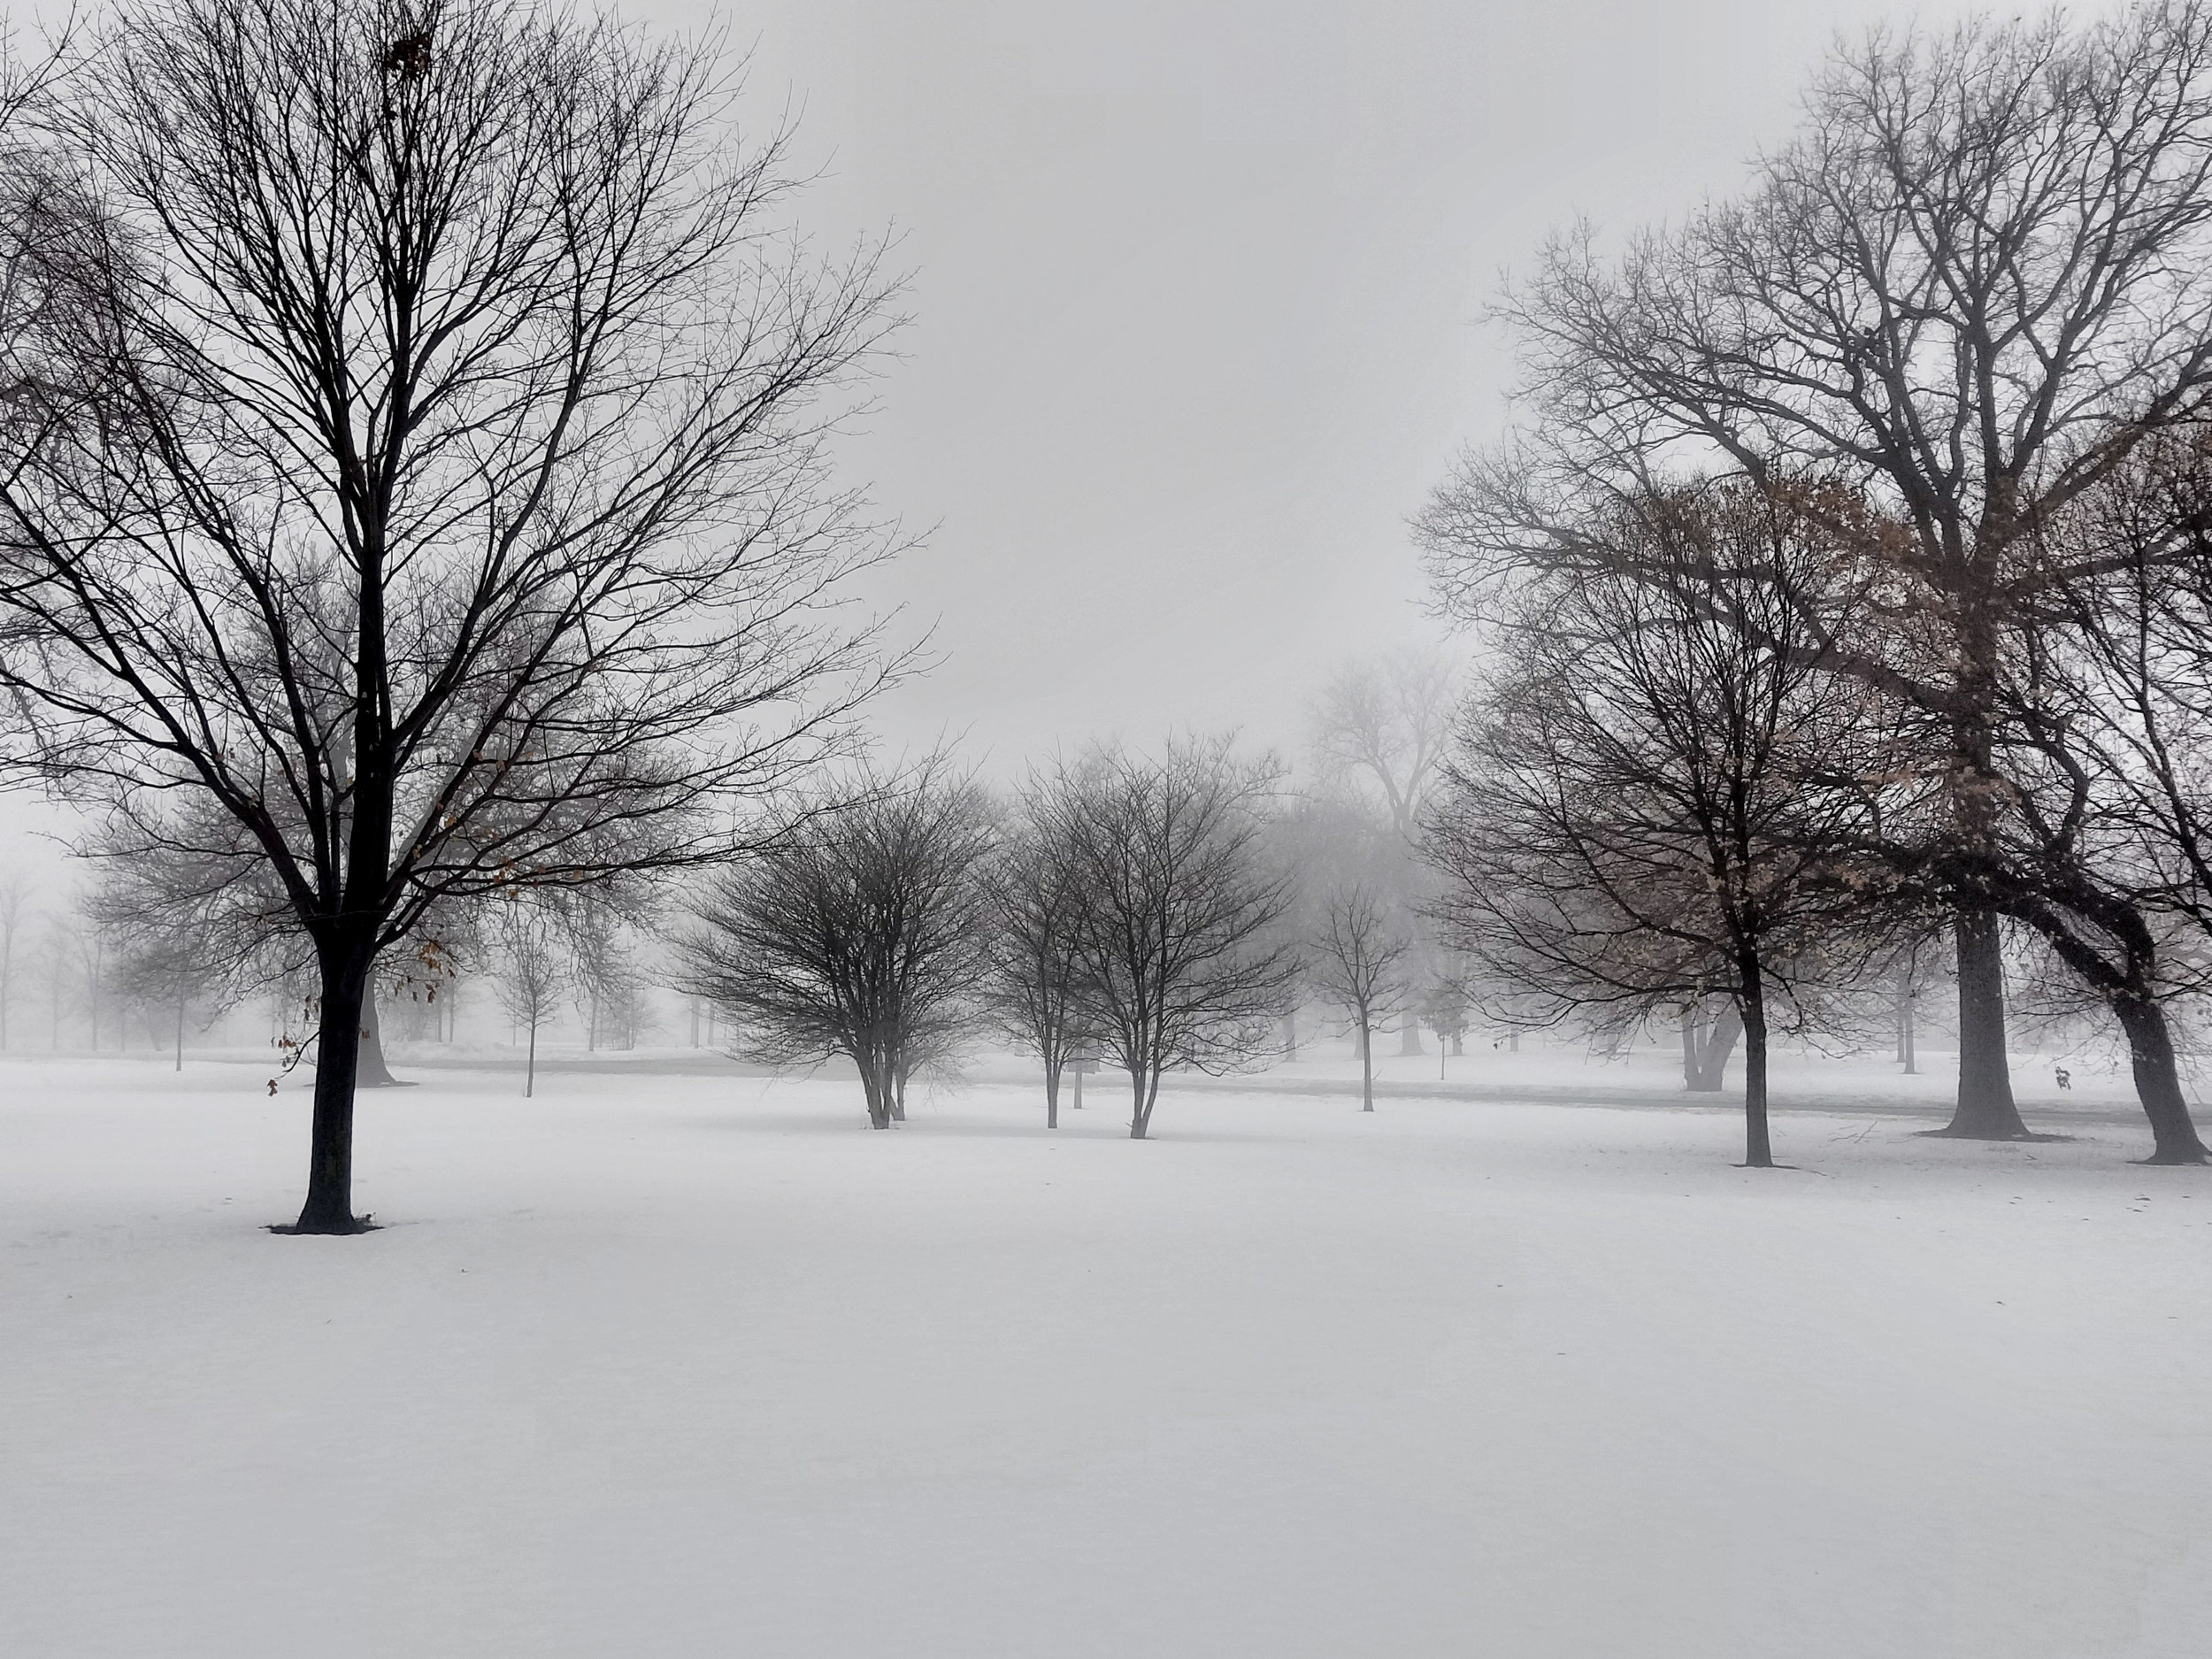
[0,0,902,1230]
[680,769,995,1131]
[1040,737,1297,1141]
[1429,487,1889,1167]
[982,810,1092,1130]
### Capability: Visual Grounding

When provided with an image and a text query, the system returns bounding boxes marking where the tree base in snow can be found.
[266,1216,379,1236]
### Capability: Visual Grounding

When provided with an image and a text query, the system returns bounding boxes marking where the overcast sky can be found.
[0,0,2054,861]
[627,0,2018,773]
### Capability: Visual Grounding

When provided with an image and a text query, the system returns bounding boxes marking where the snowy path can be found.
[4,1058,2207,1657]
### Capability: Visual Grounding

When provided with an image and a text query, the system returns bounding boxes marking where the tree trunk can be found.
[355,986,402,1087]
[1899,973,1917,1074]
[287,945,373,1233]
[1681,1009,1697,1087]
[1739,975,1773,1169]
[1130,1061,1156,1139]
[2114,997,2210,1164]
[1360,1021,1374,1112]
[525,1020,537,1099]
[1397,1011,1424,1056]
[890,1056,908,1123]
[1688,1003,1742,1091]
[1044,1056,1061,1130]
[173,994,184,1072]
[859,1053,892,1129]
[1939,909,2029,1138]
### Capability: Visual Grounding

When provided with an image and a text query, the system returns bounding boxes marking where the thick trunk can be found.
[1044,1056,1061,1130]
[1397,1012,1424,1056]
[1940,910,2029,1138]
[1360,1022,1374,1112]
[286,946,373,1233]
[2114,997,2210,1165]
[1739,976,1773,1169]
[1130,1061,1156,1140]
[860,1056,892,1129]
[356,986,401,1087]
[1687,1003,1742,1092]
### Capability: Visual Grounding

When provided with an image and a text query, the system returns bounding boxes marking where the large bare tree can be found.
[1429,486,1891,1168]
[1419,4,2212,1141]
[0,0,901,1230]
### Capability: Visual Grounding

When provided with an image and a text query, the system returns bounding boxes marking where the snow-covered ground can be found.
[4,1054,2208,1657]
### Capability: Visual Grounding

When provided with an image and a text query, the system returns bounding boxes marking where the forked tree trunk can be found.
[2114,997,2211,1165]
[860,1057,892,1129]
[1942,908,2029,1138]
[288,944,374,1233]
[1130,1061,1158,1139]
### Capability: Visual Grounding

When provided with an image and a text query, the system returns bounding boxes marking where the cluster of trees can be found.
[1417,2,2212,1168]
[672,654,1481,1139]
[680,741,1300,1139]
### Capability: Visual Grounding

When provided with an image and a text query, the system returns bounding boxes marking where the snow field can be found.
[3,1057,2208,1657]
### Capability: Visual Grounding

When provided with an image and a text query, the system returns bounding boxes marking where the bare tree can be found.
[493,897,569,1099]
[1310,649,1459,843]
[1960,442,2212,1162]
[1420,4,2212,1141]
[680,768,995,1130]
[982,813,1092,1129]
[0,0,902,1230]
[568,895,649,1052]
[1308,884,1409,1112]
[1042,736,1297,1141]
[1428,487,1888,1167]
